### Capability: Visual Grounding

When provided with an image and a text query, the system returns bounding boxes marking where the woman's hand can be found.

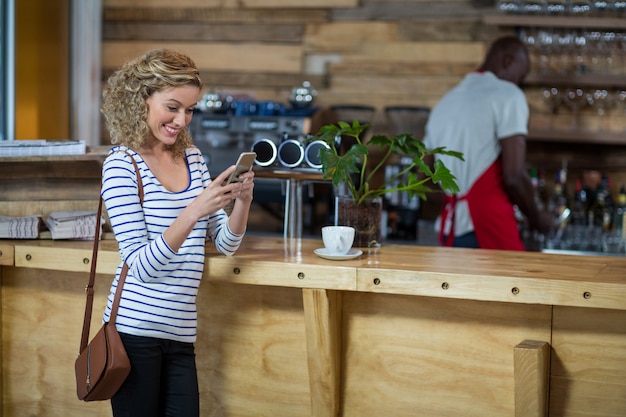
[190,166,242,217]
[231,170,255,205]
[225,168,255,235]
[200,166,255,214]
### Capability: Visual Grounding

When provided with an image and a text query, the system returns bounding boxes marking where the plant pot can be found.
[336,196,383,249]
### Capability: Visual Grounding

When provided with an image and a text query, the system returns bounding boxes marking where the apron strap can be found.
[438,193,467,247]
[437,159,524,251]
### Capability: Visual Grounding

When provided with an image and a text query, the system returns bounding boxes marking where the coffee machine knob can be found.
[251,138,277,167]
[304,140,330,169]
[277,139,304,168]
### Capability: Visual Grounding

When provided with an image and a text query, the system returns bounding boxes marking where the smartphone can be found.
[222,152,257,185]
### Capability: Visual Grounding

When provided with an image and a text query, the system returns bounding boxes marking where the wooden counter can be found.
[1,236,625,417]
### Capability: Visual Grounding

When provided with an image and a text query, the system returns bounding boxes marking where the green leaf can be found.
[431,159,460,194]
[428,147,465,161]
[319,143,367,186]
[368,134,393,148]
[414,157,433,177]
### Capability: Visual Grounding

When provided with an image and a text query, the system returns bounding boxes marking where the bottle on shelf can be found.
[549,168,569,219]
[590,175,614,231]
[529,167,545,211]
[613,185,626,238]
[537,168,549,210]
[571,178,588,225]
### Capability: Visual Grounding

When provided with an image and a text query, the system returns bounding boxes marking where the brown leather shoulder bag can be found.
[75,151,142,401]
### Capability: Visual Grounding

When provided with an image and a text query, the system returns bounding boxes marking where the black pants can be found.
[444,231,480,248]
[111,332,199,417]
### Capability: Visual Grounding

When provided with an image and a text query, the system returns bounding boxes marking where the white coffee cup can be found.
[321,226,355,255]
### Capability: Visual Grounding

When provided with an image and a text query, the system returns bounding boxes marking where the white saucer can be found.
[314,248,363,261]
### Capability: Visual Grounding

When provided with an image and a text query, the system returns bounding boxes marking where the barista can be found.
[423,36,553,250]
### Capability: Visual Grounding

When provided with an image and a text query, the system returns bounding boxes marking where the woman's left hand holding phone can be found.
[197,165,255,216]
[229,167,255,204]
[223,163,254,205]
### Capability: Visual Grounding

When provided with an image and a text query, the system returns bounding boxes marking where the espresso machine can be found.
[191,82,319,175]
[188,82,328,238]
[190,113,313,176]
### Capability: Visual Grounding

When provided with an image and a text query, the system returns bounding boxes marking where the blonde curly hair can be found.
[101,49,203,159]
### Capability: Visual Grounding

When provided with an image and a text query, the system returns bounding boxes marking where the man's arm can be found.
[500,135,552,234]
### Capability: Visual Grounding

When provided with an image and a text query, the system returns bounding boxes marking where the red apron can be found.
[439,159,525,251]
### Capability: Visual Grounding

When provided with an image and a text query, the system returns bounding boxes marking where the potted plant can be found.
[308,120,464,248]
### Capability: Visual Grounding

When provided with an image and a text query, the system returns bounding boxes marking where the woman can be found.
[100,48,254,416]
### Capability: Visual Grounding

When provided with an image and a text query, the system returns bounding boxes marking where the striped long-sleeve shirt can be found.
[101,146,243,343]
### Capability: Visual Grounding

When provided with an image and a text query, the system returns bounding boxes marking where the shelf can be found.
[484,12,626,145]
[527,129,626,144]
[523,73,626,88]
[0,145,109,163]
[483,13,626,29]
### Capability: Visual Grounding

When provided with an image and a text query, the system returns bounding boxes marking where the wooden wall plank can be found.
[329,60,476,76]
[101,69,327,91]
[103,7,329,24]
[304,21,506,51]
[343,41,486,64]
[197,72,328,90]
[103,22,305,43]
[304,22,401,52]
[364,0,482,2]
[102,42,303,74]
[104,0,356,8]
[240,0,357,7]
[331,1,489,21]
[312,91,443,114]
[329,74,461,98]
[397,20,510,41]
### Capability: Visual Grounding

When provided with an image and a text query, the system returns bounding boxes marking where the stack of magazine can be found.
[44,211,103,240]
[0,215,41,239]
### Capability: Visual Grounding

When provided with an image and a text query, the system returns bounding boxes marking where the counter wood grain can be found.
[2,236,626,417]
[8,236,626,310]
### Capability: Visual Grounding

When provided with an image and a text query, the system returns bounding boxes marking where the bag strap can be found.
[79,150,143,354]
